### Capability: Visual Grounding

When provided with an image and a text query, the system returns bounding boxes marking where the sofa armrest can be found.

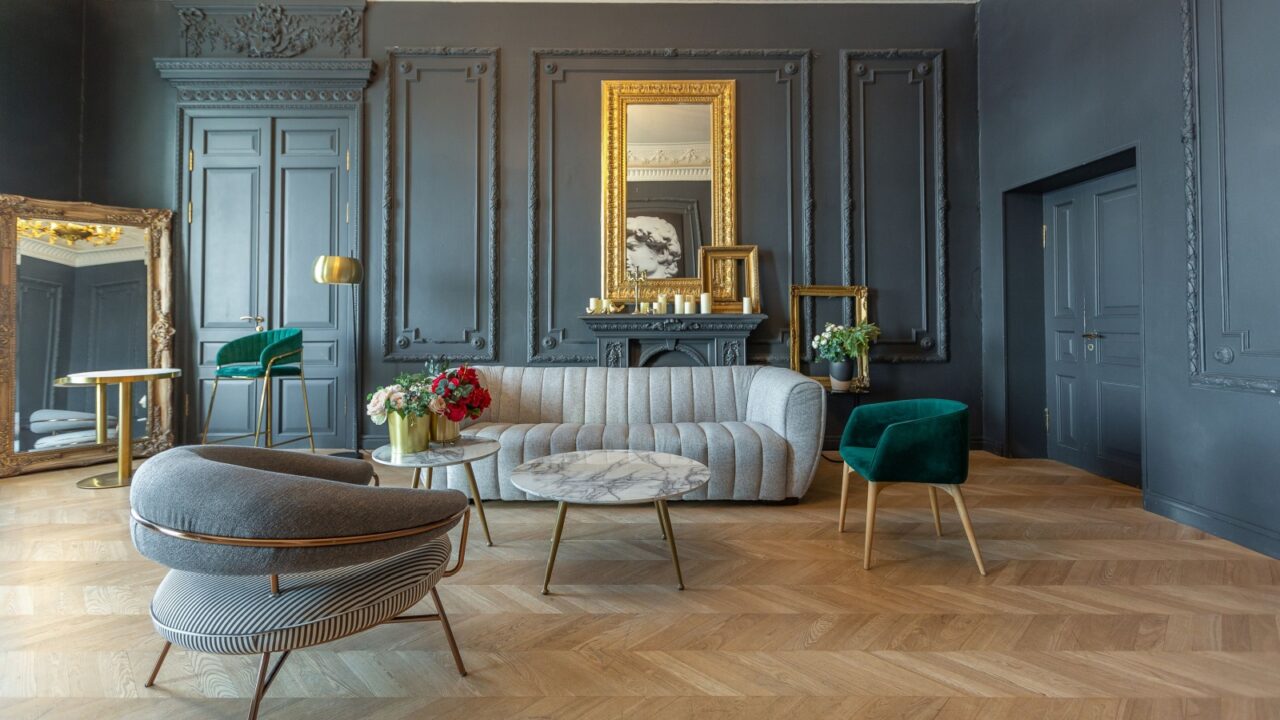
[744,366,826,497]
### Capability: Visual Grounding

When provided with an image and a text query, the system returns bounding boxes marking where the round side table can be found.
[371,437,500,547]
[55,368,183,490]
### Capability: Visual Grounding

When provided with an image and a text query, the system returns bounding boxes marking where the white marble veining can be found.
[371,437,500,468]
[511,450,710,504]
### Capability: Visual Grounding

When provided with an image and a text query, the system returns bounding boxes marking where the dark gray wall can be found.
[979,0,1280,556]
[0,0,84,199]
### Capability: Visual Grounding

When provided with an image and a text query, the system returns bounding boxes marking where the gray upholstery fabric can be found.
[130,446,467,575]
[150,536,451,655]
[446,365,825,501]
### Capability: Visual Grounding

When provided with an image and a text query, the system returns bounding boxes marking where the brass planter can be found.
[430,415,461,445]
[388,412,431,455]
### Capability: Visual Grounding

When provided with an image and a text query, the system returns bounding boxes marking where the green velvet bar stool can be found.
[201,328,315,452]
[837,399,986,575]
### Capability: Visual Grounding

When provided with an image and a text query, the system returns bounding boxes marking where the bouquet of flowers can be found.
[811,321,881,362]
[366,372,434,425]
[426,364,492,422]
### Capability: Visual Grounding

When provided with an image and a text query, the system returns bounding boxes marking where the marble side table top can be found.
[511,450,710,504]
[371,437,500,468]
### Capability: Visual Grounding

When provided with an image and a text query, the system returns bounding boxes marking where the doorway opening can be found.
[1002,148,1143,487]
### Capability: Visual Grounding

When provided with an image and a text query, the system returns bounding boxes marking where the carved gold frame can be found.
[0,195,175,477]
[789,284,871,392]
[601,79,736,304]
[699,245,760,313]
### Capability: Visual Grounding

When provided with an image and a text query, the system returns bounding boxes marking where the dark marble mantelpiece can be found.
[580,314,767,368]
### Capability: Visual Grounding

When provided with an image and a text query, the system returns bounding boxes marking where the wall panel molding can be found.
[527,47,812,364]
[1183,0,1280,394]
[840,48,948,363]
[381,46,499,362]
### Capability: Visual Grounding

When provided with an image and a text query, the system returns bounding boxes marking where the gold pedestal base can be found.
[77,470,132,490]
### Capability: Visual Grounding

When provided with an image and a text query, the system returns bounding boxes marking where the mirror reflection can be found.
[625,102,712,280]
[14,219,149,452]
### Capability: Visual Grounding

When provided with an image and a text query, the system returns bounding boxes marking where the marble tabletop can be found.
[510,450,710,504]
[370,437,500,468]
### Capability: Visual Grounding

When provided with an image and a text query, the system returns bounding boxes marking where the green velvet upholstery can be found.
[839,399,969,485]
[214,328,303,378]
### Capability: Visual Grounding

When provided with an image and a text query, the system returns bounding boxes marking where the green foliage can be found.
[811,321,881,363]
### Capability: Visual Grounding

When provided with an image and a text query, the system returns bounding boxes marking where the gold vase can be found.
[430,414,460,445]
[388,412,431,455]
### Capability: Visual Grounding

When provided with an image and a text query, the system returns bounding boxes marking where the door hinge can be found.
[1042,224,1047,249]
[1044,407,1050,433]
[345,148,351,172]
[187,201,193,224]
[187,149,194,172]
[345,202,350,224]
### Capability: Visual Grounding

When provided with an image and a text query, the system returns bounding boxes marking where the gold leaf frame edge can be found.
[699,244,760,313]
[0,194,176,478]
[789,284,870,392]
[601,79,736,303]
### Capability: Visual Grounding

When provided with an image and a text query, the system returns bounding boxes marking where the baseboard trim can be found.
[1144,490,1280,559]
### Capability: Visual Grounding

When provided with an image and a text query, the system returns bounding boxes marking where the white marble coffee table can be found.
[371,437,500,546]
[510,450,710,593]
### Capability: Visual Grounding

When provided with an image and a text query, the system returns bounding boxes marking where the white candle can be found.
[588,297,600,313]
[639,301,650,313]
[700,292,713,315]
[656,301,668,314]
[742,297,753,314]
[673,294,684,313]
[685,300,697,315]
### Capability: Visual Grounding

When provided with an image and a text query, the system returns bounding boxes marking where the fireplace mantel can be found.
[579,314,767,368]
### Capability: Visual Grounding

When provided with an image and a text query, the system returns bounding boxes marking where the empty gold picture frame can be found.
[789,284,870,391]
[699,245,760,313]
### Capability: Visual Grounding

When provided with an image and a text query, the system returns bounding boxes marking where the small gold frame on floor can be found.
[788,284,871,391]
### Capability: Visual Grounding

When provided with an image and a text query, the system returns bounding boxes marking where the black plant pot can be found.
[829,359,854,393]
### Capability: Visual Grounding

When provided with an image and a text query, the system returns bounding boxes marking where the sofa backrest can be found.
[474,366,761,425]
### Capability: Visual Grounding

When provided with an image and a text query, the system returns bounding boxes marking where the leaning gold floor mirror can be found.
[0,195,175,477]
[601,79,737,306]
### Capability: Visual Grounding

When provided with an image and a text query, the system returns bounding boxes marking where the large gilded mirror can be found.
[601,79,736,304]
[0,195,174,476]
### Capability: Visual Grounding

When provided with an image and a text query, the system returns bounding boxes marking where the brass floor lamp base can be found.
[76,470,132,490]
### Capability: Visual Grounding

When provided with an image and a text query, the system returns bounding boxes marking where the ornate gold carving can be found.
[0,195,175,477]
[789,285,871,392]
[601,79,736,304]
[698,244,760,314]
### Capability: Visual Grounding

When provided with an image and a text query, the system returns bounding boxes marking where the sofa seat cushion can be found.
[149,536,451,656]
[452,421,790,501]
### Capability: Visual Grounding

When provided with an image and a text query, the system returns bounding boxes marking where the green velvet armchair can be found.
[200,328,315,452]
[837,399,986,575]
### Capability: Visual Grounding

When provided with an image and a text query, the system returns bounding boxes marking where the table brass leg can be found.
[541,502,568,595]
[463,462,493,546]
[94,384,108,445]
[78,382,133,490]
[658,499,684,590]
[411,468,421,489]
[657,502,667,540]
[426,466,434,490]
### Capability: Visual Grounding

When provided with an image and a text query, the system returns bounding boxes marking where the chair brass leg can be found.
[657,502,667,540]
[463,462,492,546]
[246,652,272,720]
[297,366,316,453]
[371,471,380,487]
[252,376,270,448]
[657,499,684,590]
[943,485,987,576]
[262,650,290,692]
[838,463,852,532]
[425,466,433,490]
[144,640,171,688]
[270,574,279,595]
[411,467,421,490]
[541,502,568,595]
[263,373,273,449]
[928,486,942,537]
[201,378,221,445]
[430,587,467,677]
[863,481,881,570]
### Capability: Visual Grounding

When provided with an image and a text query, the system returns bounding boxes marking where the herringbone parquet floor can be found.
[1,451,1277,719]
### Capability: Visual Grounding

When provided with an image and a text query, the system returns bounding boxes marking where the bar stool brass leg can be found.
[252,377,270,448]
[541,502,568,595]
[201,377,221,445]
[263,373,273,449]
[297,366,316,453]
[463,462,493,546]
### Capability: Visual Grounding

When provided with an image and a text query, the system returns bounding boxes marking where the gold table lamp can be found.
[313,255,365,458]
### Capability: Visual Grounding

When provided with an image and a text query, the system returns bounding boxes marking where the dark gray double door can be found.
[187,114,355,448]
[1043,169,1143,486]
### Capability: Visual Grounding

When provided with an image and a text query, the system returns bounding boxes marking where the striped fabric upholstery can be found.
[441,365,826,502]
[150,536,451,656]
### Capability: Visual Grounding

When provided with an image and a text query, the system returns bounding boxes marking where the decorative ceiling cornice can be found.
[18,238,148,269]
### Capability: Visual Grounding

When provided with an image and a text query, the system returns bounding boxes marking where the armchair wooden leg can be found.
[838,463,852,533]
[942,485,986,576]
[863,481,881,570]
[927,486,942,537]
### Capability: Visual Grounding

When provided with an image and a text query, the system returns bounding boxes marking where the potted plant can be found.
[424,364,492,444]
[811,321,881,392]
[367,372,435,455]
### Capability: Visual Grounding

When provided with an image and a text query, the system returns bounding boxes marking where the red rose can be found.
[467,387,491,409]
[445,404,467,422]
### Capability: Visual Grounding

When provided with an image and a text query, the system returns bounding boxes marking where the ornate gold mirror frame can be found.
[601,79,736,304]
[0,195,175,477]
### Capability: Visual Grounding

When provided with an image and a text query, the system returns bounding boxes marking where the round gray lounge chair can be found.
[129,445,471,720]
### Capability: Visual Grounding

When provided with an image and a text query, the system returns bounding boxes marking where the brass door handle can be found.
[1082,331,1102,340]
[240,315,266,332]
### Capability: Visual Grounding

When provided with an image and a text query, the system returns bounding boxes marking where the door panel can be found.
[1043,169,1143,486]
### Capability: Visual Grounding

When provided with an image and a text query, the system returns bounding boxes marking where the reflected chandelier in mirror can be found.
[0,195,175,477]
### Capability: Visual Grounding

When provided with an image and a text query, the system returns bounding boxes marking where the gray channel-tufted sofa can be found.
[438,365,826,501]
